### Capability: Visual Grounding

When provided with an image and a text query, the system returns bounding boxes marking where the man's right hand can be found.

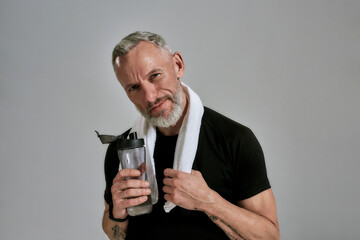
[111,169,151,219]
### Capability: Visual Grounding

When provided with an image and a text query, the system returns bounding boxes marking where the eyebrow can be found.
[146,68,163,77]
[124,82,135,90]
[123,68,164,90]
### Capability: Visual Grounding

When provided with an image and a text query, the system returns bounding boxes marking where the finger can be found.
[113,169,141,184]
[164,193,171,202]
[121,179,150,189]
[162,185,173,194]
[114,169,141,182]
[114,195,149,209]
[111,181,150,198]
[163,192,181,205]
[164,168,187,178]
[163,177,174,187]
[112,180,150,196]
[163,168,175,177]
[119,188,151,199]
[191,169,200,175]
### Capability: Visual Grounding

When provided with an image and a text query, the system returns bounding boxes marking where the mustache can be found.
[146,95,173,112]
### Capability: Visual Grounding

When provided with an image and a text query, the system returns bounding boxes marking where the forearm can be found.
[203,192,279,240]
[102,205,128,240]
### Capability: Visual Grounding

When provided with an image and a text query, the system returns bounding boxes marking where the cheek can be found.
[159,76,178,94]
[128,94,144,109]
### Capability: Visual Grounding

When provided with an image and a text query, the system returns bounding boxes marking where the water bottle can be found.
[117,132,153,216]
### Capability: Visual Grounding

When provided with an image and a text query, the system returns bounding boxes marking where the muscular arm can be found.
[102,201,128,240]
[103,169,151,240]
[163,169,279,240]
[205,189,279,240]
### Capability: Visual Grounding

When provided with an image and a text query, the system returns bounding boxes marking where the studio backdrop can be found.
[1,1,359,239]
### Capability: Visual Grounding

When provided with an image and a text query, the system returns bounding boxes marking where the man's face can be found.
[114,41,185,127]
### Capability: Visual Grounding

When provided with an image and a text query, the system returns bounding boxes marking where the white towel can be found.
[130,83,204,213]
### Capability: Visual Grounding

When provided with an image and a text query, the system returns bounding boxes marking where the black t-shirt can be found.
[103,107,271,240]
[153,129,178,207]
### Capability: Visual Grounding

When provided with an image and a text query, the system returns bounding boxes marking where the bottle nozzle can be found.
[129,132,138,139]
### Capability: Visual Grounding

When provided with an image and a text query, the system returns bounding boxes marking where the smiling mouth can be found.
[149,98,168,114]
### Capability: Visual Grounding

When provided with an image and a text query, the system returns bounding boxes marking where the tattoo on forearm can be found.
[209,215,246,240]
[221,220,246,240]
[112,225,125,240]
[210,216,238,240]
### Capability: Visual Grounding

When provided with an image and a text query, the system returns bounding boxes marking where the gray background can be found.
[1,0,359,239]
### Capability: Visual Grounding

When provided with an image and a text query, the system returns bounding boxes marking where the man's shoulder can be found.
[202,107,252,136]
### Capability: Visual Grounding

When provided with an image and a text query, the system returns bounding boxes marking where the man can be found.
[101,31,280,240]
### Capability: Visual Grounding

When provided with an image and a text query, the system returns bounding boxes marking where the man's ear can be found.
[172,52,185,79]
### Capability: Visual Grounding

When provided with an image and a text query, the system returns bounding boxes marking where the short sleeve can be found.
[232,128,271,200]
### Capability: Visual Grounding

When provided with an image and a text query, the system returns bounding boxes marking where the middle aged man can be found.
[101,31,279,240]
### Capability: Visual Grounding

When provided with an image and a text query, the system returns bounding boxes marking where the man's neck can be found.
[157,85,189,136]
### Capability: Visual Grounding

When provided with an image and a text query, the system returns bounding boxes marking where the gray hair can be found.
[112,31,171,67]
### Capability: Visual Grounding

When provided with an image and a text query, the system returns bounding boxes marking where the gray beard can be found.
[136,86,183,128]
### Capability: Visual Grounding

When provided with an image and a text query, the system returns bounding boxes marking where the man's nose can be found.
[142,82,157,103]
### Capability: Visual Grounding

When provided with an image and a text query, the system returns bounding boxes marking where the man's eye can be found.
[128,85,139,92]
[150,73,160,80]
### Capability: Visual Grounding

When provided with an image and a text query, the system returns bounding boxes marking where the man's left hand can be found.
[163,169,217,211]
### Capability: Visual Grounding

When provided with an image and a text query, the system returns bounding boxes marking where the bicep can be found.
[237,188,279,228]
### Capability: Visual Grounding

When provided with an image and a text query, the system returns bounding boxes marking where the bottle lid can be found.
[117,131,144,149]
